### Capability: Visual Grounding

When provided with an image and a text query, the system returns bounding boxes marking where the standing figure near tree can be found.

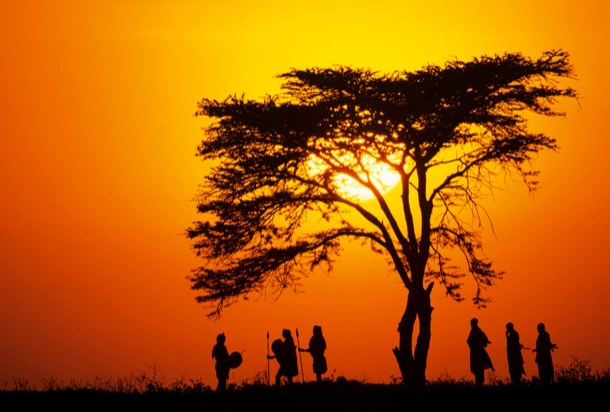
[212,333,230,391]
[299,325,328,382]
[267,329,299,385]
[505,322,525,384]
[467,318,494,386]
[533,323,557,384]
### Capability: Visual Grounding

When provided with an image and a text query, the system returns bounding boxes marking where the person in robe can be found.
[505,322,526,384]
[533,322,557,384]
[299,325,328,382]
[211,333,230,391]
[467,318,494,386]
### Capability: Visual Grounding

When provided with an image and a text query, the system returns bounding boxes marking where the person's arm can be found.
[550,336,558,351]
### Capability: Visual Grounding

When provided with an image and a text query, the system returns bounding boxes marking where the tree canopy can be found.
[188,50,576,319]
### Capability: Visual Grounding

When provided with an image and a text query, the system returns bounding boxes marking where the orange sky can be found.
[1,0,609,387]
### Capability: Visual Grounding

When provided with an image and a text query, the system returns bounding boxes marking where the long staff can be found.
[296,328,305,383]
[266,331,271,386]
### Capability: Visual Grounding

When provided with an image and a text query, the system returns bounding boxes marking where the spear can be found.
[266,331,270,386]
[296,328,305,383]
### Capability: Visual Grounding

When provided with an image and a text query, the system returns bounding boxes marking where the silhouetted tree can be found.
[187,50,577,386]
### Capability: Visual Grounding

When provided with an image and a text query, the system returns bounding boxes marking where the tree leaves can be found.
[189,50,577,317]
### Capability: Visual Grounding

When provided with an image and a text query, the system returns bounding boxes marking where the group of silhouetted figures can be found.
[468,318,558,386]
[267,326,328,385]
[212,320,558,391]
[212,326,327,391]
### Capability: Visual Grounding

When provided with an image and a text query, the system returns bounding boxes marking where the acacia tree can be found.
[187,50,577,386]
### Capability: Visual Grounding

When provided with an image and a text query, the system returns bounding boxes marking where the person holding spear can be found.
[267,329,298,386]
[266,331,271,386]
[299,325,328,382]
[296,328,305,383]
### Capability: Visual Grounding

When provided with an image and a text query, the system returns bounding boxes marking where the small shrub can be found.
[555,356,595,383]
[12,378,34,391]
[389,375,403,385]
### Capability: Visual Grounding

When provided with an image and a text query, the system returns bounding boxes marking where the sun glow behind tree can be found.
[307,149,402,202]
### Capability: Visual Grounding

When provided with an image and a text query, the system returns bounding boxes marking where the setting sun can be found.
[307,152,402,202]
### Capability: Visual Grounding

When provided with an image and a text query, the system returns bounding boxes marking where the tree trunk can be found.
[392,283,434,387]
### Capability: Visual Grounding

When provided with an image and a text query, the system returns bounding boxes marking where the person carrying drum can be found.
[267,329,298,385]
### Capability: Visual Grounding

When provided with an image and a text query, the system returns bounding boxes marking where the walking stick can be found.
[266,331,270,386]
[296,328,305,383]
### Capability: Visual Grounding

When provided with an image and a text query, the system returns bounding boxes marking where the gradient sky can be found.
[1,0,609,387]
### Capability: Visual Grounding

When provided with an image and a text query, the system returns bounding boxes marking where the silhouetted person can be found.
[299,325,328,382]
[212,333,230,391]
[267,329,299,385]
[533,323,557,384]
[467,318,494,386]
[506,322,525,384]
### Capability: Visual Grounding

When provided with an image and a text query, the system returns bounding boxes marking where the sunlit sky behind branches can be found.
[1,0,609,386]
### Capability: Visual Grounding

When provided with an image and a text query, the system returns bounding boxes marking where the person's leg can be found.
[539,365,551,384]
[216,378,226,391]
[474,370,484,386]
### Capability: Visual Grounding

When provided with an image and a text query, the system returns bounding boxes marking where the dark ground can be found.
[2,380,608,411]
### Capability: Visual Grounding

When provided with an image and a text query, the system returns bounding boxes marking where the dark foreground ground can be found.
[2,380,608,411]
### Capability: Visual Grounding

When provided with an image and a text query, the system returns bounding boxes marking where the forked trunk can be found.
[392,283,434,387]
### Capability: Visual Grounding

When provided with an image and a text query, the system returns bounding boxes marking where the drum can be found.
[271,339,283,358]
[229,351,243,369]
